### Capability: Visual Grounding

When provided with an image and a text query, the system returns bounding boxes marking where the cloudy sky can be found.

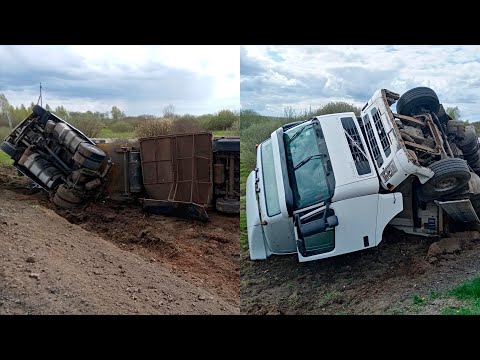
[241,45,480,121]
[0,45,239,116]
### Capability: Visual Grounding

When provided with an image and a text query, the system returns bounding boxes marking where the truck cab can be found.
[247,87,480,262]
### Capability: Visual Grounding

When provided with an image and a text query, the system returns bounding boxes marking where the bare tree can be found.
[283,106,296,119]
[163,104,176,118]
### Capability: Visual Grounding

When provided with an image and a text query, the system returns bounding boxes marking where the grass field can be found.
[98,128,135,139]
[0,150,13,165]
[442,277,480,315]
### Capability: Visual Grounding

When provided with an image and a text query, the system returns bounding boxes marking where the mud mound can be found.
[0,164,239,307]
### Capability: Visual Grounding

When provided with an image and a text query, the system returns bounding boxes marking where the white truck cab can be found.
[247,87,480,262]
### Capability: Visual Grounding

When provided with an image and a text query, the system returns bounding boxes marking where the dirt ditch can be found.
[241,224,480,315]
[0,165,239,314]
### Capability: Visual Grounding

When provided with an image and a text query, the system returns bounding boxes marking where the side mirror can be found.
[327,215,338,228]
[298,214,338,238]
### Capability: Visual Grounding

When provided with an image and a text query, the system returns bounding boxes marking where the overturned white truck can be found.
[246,87,480,262]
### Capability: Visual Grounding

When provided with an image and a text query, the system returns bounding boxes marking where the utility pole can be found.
[37,82,43,107]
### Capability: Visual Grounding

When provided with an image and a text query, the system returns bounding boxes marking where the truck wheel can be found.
[396,87,440,116]
[32,105,46,118]
[457,126,478,151]
[419,158,471,201]
[73,151,102,171]
[447,120,465,136]
[77,142,106,162]
[0,141,18,158]
[52,192,80,209]
[215,198,240,214]
[56,184,83,203]
[465,152,480,164]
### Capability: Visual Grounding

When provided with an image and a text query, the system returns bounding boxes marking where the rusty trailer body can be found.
[92,133,239,220]
[138,132,213,206]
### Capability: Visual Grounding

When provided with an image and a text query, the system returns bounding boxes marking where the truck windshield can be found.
[284,122,332,209]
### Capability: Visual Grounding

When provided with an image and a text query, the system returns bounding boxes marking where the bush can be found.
[240,109,265,130]
[199,110,239,131]
[241,119,285,171]
[315,102,360,117]
[70,118,104,138]
[109,120,134,133]
[171,118,205,134]
[135,118,173,137]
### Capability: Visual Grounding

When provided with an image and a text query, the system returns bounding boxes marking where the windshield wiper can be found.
[293,154,323,171]
[288,124,311,143]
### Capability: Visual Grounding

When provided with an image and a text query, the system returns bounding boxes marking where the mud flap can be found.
[436,199,480,223]
[141,198,209,222]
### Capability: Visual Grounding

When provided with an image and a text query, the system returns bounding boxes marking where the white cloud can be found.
[241,45,480,121]
[0,45,240,116]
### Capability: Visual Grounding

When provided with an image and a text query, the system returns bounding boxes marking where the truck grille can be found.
[363,114,383,167]
[371,107,391,157]
[341,117,371,176]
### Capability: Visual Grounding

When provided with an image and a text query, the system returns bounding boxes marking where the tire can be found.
[55,184,83,204]
[73,151,102,171]
[469,158,480,170]
[457,127,477,151]
[463,142,480,157]
[419,158,471,201]
[465,152,480,164]
[215,198,240,214]
[447,120,465,136]
[32,105,46,117]
[52,192,79,209]
[0,141,17,158]
[397,87,440,116]
[77,142,106,162]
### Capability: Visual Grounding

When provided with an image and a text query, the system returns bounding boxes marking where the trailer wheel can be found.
[396,87,440,116]
[465,153,480,164]
[0,141,18,158]
[447,120,465,136]
[457,126,478,151]
[77,142,106,162]
[52,192,80,209]
[55,184,83,204]
[73,151,102,171]
[419,158,471,201]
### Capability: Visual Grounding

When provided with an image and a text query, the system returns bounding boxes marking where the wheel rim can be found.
[434,177,458,192]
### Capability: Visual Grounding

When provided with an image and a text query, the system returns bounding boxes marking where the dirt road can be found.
[0,165,239,314]
[241,226,480,315]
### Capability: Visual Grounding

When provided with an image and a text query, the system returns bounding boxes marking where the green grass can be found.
[442,277,480,315]
[0,150,13,165]
[98,128,135,139]
[450,277,480,300]
[412,295,425,305]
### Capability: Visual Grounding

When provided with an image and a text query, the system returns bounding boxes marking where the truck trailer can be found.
[0,105,240,219]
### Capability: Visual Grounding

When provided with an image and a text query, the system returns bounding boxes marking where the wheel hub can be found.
[434,177,458,192]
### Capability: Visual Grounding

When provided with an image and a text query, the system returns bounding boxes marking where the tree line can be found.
[0,94,239,139]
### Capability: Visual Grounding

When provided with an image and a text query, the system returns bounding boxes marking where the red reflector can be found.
[388,185,395,190]
[261,220,268,225]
